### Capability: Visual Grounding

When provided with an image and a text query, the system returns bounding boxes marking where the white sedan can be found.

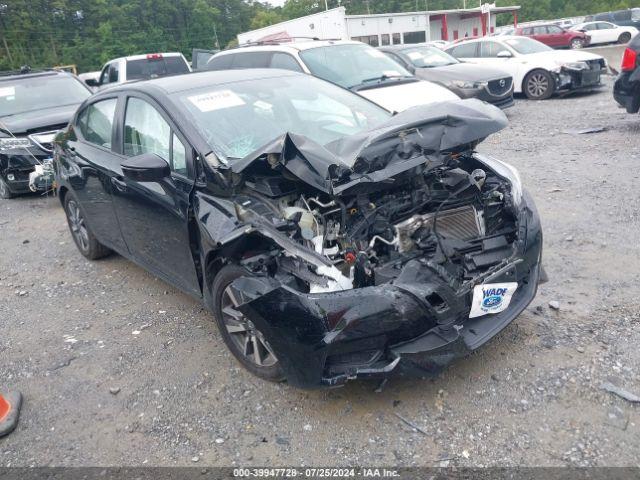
[445,36,606,100]
[570,21,638,45]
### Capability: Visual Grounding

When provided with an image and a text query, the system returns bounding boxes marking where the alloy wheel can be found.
[527,73,549,98]
[221,285,278,367]
[571,39,584,49]
[67,199,89,252]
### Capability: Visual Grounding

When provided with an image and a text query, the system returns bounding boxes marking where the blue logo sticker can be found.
[482,295,503,309]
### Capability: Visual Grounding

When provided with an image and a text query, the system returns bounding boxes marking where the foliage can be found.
[1,0,639,72]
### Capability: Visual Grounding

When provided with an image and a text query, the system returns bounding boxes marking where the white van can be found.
[205,40,459,112]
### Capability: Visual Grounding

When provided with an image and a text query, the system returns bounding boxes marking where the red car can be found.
[515,24,590,49]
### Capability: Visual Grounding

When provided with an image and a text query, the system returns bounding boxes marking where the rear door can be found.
[531,26,552,46]
[65,95,128,252]
[110,93,200,296]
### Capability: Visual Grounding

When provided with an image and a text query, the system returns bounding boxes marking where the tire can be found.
[618,32,632,44]
[523,69,555,100]
[212,264,285,383]
[63,192,111,260]
[0,176,14,199]
[570,38,585,49]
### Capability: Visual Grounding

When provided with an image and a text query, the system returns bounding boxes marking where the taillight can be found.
[621,47,637,72]
[146,53,163,60]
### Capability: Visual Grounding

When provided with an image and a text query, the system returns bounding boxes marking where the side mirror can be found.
[497,50,513,58]
[121,153,170,182]
[84,78,99,87]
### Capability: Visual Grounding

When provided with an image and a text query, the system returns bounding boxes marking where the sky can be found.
[266,0,287,6]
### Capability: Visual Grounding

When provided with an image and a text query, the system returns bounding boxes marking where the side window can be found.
[614,10,631,21]
[449,43,477,58]
[522,28,533,35]
[171,133,188,176]
[124,97,189,176]
[270,53,303,72]
[231,52,272,68]
[547,26,563,34]
[124,98,170,161]
[597,22,614,30]
[77,98,117,149]
[479,41,503,58]
[99,65,110,85]
[583,23,596,31]
[108,63,119,83]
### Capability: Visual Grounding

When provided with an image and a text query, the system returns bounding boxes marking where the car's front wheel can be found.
[63,192,111,260]
[0,176,14,199]
[618,32,632,44]
[524,69,555,100]
[570,38,585,49]
[212,264,285,382]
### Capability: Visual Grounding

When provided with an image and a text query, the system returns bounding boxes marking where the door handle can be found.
[111,177,127,192]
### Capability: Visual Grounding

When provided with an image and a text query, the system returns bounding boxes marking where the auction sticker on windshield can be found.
[469,282,518,318]
[188,89,245,112]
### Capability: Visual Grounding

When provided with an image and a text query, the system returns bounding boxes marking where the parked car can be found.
[379,44,514,109]
[85,52,191,90]
[446,36,607,100]
[0,68,92,198]
[570,21,638,45]
[614,33,640,113]
[515,24,590,49]
[204,40,459,112]
[53,68,542,388]
[585,8,640,30]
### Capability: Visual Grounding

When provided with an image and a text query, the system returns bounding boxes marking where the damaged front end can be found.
[554,58,606,94]
[203,100,542,388]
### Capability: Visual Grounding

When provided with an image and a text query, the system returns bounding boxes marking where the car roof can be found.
[217,39,362,56]
[0,69,74,82]
[103,68,302,95]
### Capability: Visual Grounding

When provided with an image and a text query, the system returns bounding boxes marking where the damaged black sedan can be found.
[54,69,542,388]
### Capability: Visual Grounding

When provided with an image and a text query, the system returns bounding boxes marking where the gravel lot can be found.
[2,77,640,467]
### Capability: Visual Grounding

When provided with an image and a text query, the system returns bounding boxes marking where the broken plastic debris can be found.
[562,127,607,135]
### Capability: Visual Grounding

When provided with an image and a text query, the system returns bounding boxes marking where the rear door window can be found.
[125,56,189,81]
[77,98,117,149]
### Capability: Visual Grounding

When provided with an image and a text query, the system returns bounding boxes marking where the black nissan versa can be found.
[53,69,543,389]
[614,33,640,113]
[380,44,515,109]
[0,68,92,198]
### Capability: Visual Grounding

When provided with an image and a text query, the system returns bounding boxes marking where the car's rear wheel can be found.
[0,176,14,199]
[618,32,632,44]
[212,264,285,382]
[570,38,585,49]
[524,69,555,100]
[63,192,111,260]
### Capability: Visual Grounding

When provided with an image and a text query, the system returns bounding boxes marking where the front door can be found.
[111,94,201,296]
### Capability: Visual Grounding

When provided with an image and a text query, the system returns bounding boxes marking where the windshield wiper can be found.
[349,74,414,90]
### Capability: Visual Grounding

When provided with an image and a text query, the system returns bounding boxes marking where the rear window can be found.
[126,56,189,81]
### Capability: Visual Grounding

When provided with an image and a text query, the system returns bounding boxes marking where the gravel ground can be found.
[2,77,640,467]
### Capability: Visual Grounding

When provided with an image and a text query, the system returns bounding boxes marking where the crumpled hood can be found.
[415,63,511,83]
[0,103,79,135]
[231,98,508,195]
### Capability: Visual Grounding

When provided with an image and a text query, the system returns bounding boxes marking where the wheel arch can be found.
[521,67,554,96]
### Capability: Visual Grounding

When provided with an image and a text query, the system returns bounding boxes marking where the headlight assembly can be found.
[0,137,32,151]
[449,80,487,89]
[559,61,589,70]
[473,153,523,207]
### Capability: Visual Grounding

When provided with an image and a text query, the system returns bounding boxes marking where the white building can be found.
[237,5,521,46]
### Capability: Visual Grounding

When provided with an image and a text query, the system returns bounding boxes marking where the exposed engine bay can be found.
[233,152,519,295]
